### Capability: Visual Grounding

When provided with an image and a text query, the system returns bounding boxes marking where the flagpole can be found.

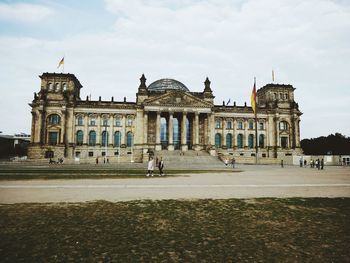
[254,77,258,165]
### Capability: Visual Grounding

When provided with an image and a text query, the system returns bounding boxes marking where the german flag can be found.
[251,78,257,114]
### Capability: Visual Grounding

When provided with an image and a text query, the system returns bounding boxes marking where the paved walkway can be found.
[0,165,349,203]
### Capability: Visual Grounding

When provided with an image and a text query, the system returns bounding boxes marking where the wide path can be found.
[0,165,349,203]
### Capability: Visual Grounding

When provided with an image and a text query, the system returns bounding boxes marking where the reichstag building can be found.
[28,73,302,163]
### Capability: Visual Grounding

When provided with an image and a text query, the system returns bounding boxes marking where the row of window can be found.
[47,114,290,132]
[76,130,134,147]
[215,133,265,148]
[274,92,289,100]
[48,82,67,92]
[76,115,134,127]
[215,119,289,131]
[214,133,289,149]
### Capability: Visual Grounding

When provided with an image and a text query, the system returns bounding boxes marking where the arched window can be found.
[55,83,60,92]
[127,132,133,147]
[114,131,121,147]
[102,131,109,146]
[89,131,96,146]
[48,114,61,125]
[259,134,265,148]
[77,116,84,126]
[76,130,84,145]
[237,134,243,148]
[226,133,232,148]
[279,121,289,131]
[48,83,53,91]
[215,133,221,148]
[248,134,254,148]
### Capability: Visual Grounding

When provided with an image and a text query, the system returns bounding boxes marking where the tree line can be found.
[301,133,350,155]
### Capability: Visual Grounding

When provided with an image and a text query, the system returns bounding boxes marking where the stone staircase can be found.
[154,150,224,169]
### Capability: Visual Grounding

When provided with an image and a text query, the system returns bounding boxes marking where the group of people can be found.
[49,157,64,164]
[300,158,324,170]
[224,158,236,168]
[147,156,165,177]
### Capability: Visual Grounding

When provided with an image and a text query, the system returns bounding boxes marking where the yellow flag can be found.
[57,57,64,68]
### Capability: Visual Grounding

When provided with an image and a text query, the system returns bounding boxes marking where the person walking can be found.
[321,158,324,170]
[232,158,236,169]
[281,159,284,168]
[146,157,154,177]
[158,157,164,176]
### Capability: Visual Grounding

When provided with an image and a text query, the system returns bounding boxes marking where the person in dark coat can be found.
[158,157,164,176]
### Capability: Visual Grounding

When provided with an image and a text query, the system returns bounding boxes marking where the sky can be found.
[0,0,349,139]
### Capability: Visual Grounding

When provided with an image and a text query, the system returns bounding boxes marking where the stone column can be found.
[122,115,126,145]
[181,111,188,151]
[109,114,114,146]
[221,117,226,147]
[232,118,236,149]
[168,112,174,151]
[143,111,148,145]
[194,112,200,150]
[243,119,248,148]
[97,114,101,145]
[155,111,161,151]
[84,114,88,144]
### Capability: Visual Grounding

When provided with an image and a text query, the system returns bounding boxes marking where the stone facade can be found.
[28,73,302,162]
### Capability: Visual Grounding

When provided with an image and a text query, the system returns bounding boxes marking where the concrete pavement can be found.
[0,165,349,203]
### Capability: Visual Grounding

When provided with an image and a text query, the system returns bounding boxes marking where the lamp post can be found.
[104,122,108,162]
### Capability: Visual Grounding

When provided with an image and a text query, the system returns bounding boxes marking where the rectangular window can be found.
[114,151,119,156]
[127,119,133,126]
[115,119,122,127]
[248,121,254,130]
[102,152,106,156]
[48,132,58,145]
[88,151,94,157]
[90,119,96,126]
[281,137,288,149]
[227,121,232,129]
[215,119,221,128]
[102,119,109,126]
[259,122,264,130]
[237,121,243,130]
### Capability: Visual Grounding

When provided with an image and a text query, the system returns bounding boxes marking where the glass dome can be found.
[148,78,189,92]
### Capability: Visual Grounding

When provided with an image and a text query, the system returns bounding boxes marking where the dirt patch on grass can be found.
[0,198,349,262]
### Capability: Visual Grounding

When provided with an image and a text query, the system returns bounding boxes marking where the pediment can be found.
[143,90,212,108]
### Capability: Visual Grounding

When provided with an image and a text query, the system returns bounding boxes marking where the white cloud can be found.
[0,0,349,138]
[0,2,53,23]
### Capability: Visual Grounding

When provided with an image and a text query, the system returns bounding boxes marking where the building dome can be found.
[148,78,189,92]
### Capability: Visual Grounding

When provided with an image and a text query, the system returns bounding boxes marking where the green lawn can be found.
[1,198,349,262]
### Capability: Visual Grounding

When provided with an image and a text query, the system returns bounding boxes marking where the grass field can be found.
[1,198,349,262]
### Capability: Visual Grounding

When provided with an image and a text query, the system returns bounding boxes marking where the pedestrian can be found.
[104,158,106,164]
[224,159,228,167]
[281,159,284,168]
[158,157,164,176]
[107,158,109,164]
[146,157,154,177]
[304,159,307,167]
[317,159,320,170]
[96,157,98,165]
[321,158,324,170]
[299,158,303,167]
[232,158,236,169]
[310,159,314,168]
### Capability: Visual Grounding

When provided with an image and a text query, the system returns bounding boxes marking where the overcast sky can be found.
[0,0,349,139]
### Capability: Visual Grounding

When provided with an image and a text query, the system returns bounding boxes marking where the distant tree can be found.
[301,133,350,155]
